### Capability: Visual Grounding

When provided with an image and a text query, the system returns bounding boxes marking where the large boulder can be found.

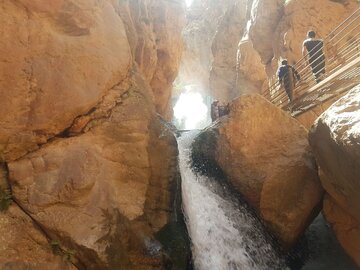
[309,85,360,266]
[8,73,181,269]
[193,94,323,248]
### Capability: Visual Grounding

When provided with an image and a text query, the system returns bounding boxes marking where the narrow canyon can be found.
[0,0,359,269]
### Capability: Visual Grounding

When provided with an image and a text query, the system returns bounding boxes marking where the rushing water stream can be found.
[178,131,288,270]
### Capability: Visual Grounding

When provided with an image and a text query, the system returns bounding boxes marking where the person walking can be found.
[302,30,326,83]
[210,100,220,122]
[277,59,300,102]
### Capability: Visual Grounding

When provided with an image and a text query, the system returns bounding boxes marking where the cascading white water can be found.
[178,131,288,270]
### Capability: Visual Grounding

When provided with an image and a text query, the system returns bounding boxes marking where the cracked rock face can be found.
[309,85,360,266]
[0,205,76,270]
[209,0,247,102]
[0,0,132,162]
[8,71,180,270]
[117,0,185,119]
[1,0,185,269]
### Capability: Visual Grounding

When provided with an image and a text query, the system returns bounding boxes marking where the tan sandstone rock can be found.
[248,0,284,65]
[309,85,360,266]
[266,0,358,98]
[8,73,179,269]
[178,0,234,93]
[0,0,132,162]
[193,94,323,247]
[274,0,358,66]
[0,205,76,270]
[236,39,267,95]
[309,85,360,222]
[209,0,247,102]
[108,0,186,119]
[295,93,347,129]
[1,0,185,268]
[113,0,158,83]
[323,195,360,266]
[149,0,185,119]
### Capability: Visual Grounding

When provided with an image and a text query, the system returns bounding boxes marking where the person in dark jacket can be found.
[218,103,230,118]
[302,30,326,83]
[277,59,300,102]
[210,100,220,122]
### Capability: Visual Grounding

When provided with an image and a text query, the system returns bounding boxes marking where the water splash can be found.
[178,131,288,270]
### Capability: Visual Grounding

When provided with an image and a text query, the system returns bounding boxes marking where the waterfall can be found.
[178,131,288,270]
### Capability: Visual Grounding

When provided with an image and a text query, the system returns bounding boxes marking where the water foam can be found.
[178,131,287,270]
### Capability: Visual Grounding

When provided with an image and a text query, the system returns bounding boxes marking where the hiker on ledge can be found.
[302,30,326,83]
[211,100,230,122]
[211,100,220,122]
[277,59,300,102]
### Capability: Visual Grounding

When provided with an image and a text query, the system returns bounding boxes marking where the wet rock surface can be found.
[301,213,359,270]
[192,94,323,248]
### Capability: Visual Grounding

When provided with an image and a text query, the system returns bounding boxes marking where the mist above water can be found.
[185,0,194,7]
[173,86,210,130]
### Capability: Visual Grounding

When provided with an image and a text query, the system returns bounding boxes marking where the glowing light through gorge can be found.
[173,86,209,130]
[185,0,194,7]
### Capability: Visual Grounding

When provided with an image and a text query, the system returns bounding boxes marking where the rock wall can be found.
[189,0,358,102]
[209,0,247,101]
[176,0,233,97]
[113,0,185,119]
[0,0,185,269]
[309,85,360,266]
[273,0,357,67]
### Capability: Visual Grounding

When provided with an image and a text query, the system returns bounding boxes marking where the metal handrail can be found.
[262,7,360,110]
[263,8,359,99]
[270,33,359,104]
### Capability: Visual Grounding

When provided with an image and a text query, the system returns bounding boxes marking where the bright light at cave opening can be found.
[174,87,208,130]
[185,0,194,7]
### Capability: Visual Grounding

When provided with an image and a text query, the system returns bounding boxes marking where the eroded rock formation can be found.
[192,94,323,248]
[0,0,132,162]
[274,0,357,66]
[309,85,360,266]
[177,0,237,98]
[192,0,358,103]
[209,0,247,101]
[0,0,185,269]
